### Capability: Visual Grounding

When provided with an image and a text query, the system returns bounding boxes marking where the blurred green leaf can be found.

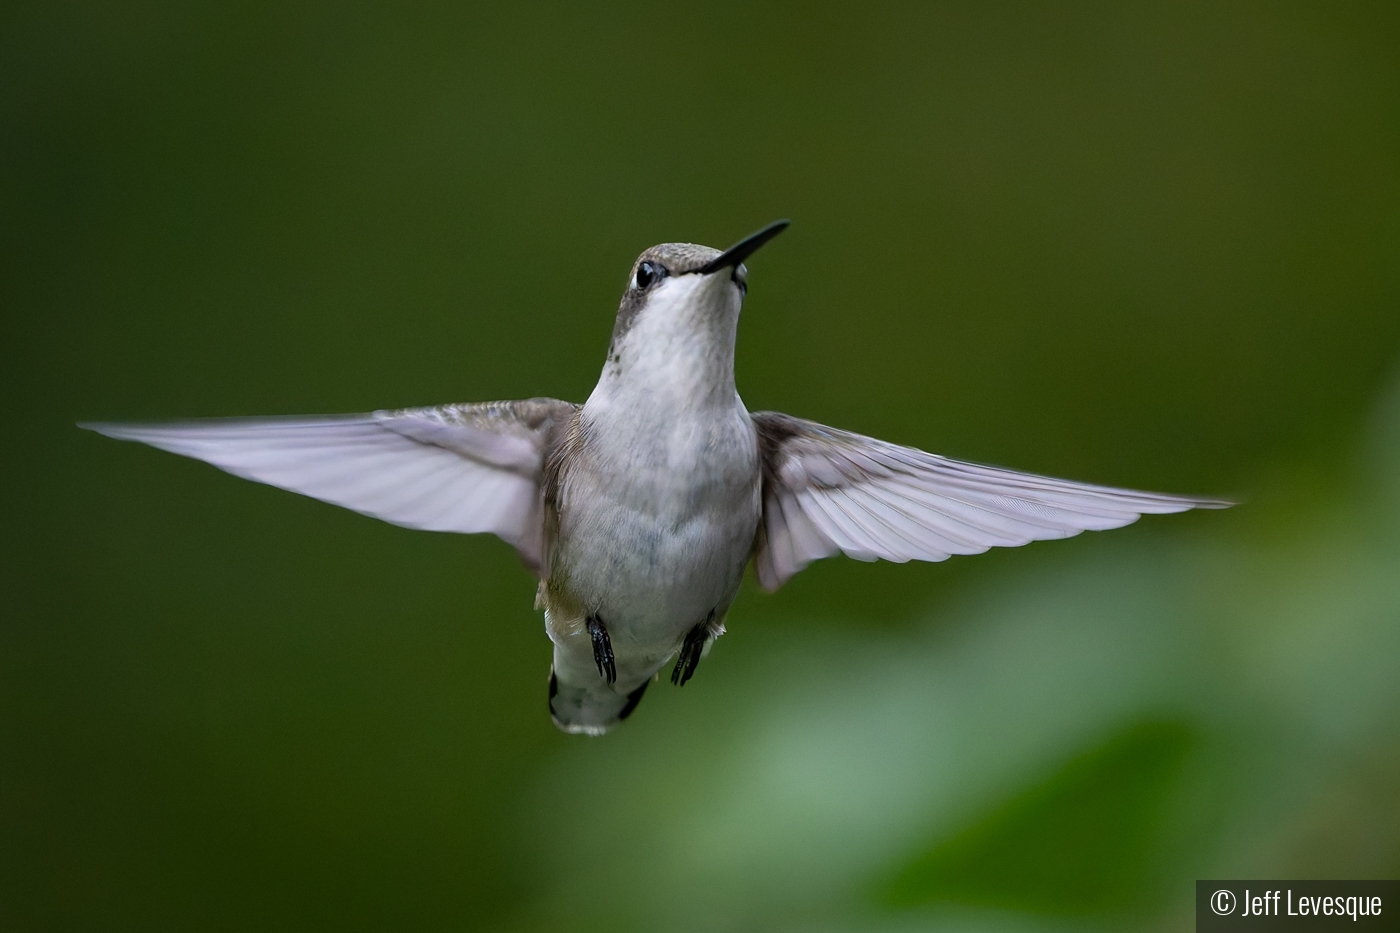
[883,719,1195,915]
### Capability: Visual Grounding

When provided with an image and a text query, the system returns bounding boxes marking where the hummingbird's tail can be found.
[548,669,650,736]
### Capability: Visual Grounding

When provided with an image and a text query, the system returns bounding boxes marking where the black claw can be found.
[671,612,715,687]
[587,614,616,684]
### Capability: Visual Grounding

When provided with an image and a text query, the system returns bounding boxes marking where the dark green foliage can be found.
[884,721,1194,915]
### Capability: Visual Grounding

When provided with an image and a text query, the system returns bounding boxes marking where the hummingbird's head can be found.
[604,221,789,384]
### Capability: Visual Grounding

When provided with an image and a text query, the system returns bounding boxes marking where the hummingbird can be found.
[84,220,1229,734]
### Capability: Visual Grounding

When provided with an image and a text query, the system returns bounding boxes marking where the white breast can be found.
[553,399,760,653]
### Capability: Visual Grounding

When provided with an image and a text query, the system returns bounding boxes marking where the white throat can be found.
[586,272,744,416]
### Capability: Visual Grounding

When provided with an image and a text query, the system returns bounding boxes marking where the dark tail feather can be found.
[617,678,649,721]
[549,669,652,735]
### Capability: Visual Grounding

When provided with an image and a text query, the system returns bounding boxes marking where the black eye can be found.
[635,261,667,290]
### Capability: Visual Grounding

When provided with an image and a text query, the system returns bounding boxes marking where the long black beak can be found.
[696,219,790,275]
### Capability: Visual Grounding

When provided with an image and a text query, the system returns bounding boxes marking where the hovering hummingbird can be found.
[84,220,1229,734]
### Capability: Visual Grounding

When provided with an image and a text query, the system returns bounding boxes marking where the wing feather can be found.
[82,398,577,573]
[753,411,1231,591]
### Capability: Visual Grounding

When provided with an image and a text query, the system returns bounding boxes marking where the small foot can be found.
[587,614,616,684]
[671,611,715,687]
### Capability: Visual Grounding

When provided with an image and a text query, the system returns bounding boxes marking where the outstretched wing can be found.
[751,411,1231,592]
[82,398,578,573]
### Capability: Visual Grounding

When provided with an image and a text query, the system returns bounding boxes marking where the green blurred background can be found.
[4,2,1399,930]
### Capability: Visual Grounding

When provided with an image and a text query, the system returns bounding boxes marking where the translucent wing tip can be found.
[1194,497,1236,509]
[1165,494,1236,511]
[80,421,161,439]
[79,421,172,444]
[78,421,122,435]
